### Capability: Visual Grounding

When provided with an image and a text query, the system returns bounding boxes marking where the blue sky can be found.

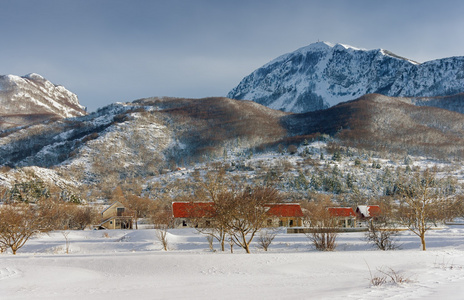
[1,0,463,111]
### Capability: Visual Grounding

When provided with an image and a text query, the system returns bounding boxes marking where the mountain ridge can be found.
[227,42,464,113]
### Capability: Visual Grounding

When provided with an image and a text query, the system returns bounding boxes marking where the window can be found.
[117,207,125,216]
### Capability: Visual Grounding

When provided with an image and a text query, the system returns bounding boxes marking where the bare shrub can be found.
[257,229,277,251]
[365,208,400,251]
[62,231,71,254]
[377,267,413,284]
[303,196,338,251]
[434,257,463,270]
[155,226,169,251]
[366,261,412,286]
[152,206,172,251]
[307,226,338,251]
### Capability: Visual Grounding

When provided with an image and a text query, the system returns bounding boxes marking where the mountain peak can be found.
[23,73,46,81]
[0,73,86,129]
[228,42,464,113]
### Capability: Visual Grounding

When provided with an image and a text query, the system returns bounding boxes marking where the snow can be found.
[0,73,85,119]
[228,41,464,113]
[2,227,464,299]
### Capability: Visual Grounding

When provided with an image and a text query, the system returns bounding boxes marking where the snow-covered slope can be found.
[0,73,86,128]
[227,42,464,113]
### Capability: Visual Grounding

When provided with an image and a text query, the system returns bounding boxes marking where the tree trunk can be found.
[420,233,426,251]
[241,232,251,254]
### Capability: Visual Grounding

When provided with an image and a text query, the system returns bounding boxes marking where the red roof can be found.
[172,202,215,218]
[328,207,356,217]
[356,205,381,218]
[265,204,304,217]
[172,202,304,219]
[367,205,381,217]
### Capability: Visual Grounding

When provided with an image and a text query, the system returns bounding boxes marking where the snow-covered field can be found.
[2,227,464,299]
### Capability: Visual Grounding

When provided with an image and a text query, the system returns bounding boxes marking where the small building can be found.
[356,205,381,220]
[328,207,357,228]
[265,203,304,227]
[172,202,215,228]
[99,201,133,229]
[356,205,381,227]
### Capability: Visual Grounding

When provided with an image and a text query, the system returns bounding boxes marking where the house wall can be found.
[102,202,127,220]
[101,219,116,230]
[337,217,356,228]
[266,217,303,227]
[173,218,213,229]
[101,217,132,229]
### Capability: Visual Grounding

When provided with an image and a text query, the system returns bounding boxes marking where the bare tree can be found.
[303,198,338,251]
[222,186,281,254]
[192,170,232,251]
[397,168,457,251]
[68,205,99,230]
[0,204,52,254]
[123,194,157,229]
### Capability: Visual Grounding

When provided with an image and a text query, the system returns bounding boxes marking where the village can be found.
[101,200,378,231]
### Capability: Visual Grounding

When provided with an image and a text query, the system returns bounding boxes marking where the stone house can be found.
[328,207,357,228]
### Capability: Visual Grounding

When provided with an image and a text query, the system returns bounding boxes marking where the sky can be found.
[0,0,463,112]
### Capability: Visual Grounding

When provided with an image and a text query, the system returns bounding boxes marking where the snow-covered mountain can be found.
[0,73,86,129]
[227,42,464,113]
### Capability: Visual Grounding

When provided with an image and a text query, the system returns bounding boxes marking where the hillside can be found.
[2,95,464,170]
[2,95,464,202]
[228,42,464,113]
[282,93,464,159]
[0,97,292,194]
[0,73,86,130]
